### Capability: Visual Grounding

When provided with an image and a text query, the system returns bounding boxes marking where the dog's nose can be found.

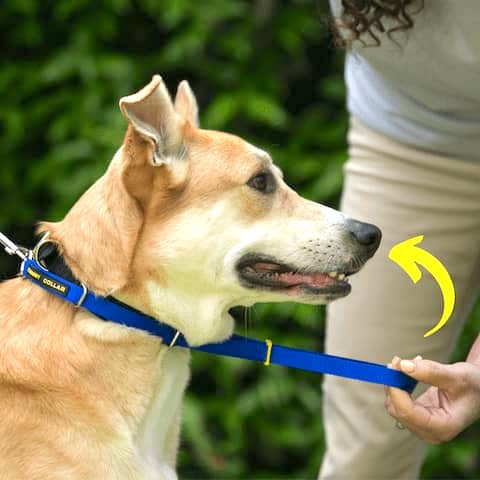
[345,218,382,253]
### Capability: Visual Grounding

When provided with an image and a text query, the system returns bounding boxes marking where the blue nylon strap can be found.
[21,257,417,393]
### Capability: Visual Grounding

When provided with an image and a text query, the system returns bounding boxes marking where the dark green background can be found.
[1,0,478,478]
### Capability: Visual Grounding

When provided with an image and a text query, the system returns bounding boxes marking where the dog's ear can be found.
[119,75,184,167]
[37,76,191,297]
[174,80,199,128]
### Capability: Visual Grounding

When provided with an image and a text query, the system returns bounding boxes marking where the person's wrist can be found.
[456,361,480,427]
[463,360,480,386]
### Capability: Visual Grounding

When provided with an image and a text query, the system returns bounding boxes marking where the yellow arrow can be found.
[388,235,455,338]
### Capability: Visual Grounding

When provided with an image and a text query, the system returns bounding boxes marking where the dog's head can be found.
[43,76,380,345]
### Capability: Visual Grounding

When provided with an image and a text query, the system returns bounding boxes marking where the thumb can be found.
[399,358,455,390]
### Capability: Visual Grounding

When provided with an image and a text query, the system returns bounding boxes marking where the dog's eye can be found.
[247,172,276,194]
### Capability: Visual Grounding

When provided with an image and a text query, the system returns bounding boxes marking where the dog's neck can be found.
[113,280,236,346]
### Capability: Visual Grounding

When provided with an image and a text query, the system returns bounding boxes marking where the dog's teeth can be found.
[328,272,337,278]
[338,273,345,280]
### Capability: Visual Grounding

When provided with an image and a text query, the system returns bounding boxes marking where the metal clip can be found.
[168,330,181,349]
[75,283,88,308]
[0,231,28,260]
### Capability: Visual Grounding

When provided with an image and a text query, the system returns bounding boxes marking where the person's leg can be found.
[319,118,480,480]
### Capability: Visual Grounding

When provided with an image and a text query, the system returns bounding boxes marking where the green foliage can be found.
[0,1,479,479]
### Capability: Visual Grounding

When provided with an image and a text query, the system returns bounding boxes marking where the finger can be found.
[388,386,439,432]
[384,387,398,418]
[388,386,414,418]
[391,356,401,369]
[384,361,394,396]
[396,404,453,445]
[384,387,393,410]
[389,355,421,367]
[385,357,403,404]
[399,359,456,390]
[385,386,405,419]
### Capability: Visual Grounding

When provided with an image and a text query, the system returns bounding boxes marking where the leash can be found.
[1,232,417,392]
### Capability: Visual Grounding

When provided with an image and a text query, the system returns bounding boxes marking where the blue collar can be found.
[20,255,416,392]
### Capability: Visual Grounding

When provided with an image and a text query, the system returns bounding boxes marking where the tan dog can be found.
[0,76,380,479]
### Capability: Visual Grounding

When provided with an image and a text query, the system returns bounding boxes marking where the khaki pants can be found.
[319,118,480,480]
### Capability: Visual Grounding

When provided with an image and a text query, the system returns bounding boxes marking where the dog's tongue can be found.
[276,271,337,287]
[253,263,337,287]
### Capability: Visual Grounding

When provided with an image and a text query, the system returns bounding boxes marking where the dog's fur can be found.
[0,76,377,479]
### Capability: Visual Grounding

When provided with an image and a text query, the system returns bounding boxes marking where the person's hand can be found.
[385,356,480,444]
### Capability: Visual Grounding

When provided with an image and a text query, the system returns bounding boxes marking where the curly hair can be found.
[334,0,425,47]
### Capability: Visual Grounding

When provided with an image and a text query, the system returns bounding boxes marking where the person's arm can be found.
[384,334,480,444]
[466,332,480,364]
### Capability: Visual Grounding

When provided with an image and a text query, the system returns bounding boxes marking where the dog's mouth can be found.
[236,254,358,298]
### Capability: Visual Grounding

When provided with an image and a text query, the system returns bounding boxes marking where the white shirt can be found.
[330,0,480,160]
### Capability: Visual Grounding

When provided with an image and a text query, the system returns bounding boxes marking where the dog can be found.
[0,75,381,479]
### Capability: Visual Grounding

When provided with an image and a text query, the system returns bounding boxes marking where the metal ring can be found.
[32,232,54,269]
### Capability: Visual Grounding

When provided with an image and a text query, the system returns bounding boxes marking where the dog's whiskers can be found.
[324,253,336,274]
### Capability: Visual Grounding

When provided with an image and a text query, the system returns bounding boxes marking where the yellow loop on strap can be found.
[264,339,273,366]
